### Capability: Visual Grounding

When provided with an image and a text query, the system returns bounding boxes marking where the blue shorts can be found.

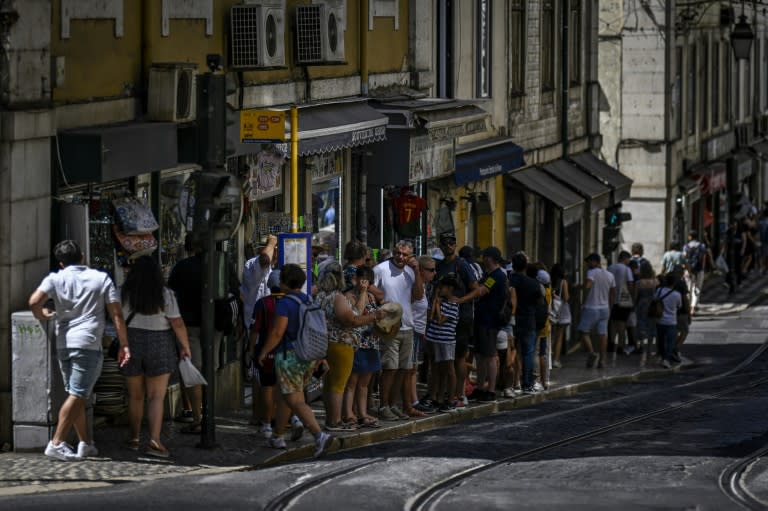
[578,307,610,336]
[58,348,103,400]
[352,348,382,374]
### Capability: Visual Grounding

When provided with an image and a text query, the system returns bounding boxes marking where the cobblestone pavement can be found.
[2,271,764,498]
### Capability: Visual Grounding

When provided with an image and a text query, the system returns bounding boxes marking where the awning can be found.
[678,176,702,203]
[373,98,489,141]
[227,100,388,157]
[454,139,525,185]
[541,159,612,212]
[507,167,585,226]
[751,139,768,159]
[731,150,754,182]
[569,152,633,203]
[57,122,178,185]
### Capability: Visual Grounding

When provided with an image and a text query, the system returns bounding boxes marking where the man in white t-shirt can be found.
[28,240,130,461]
[373,239,424,421]
[576,253,616,369]
[241,234,277,329]
[607,250,635,355]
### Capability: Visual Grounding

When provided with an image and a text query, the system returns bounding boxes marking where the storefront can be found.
[504,167,586,277]
[680,161,727,251]
[367,98,490,252]
[752,138,768,208]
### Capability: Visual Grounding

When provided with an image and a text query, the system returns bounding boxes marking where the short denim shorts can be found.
[58,348,103,400]
[577,307,610,336]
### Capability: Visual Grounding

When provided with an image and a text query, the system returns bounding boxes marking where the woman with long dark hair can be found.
[120,256,191,458]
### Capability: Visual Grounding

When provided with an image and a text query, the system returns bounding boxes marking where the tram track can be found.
[719,443,768,511]
[261,340,768,511]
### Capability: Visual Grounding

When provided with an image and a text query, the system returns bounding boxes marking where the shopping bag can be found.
[113,196,159,234]
[112,225,158,258]
[715,254,729,274]
[178,357,208,387]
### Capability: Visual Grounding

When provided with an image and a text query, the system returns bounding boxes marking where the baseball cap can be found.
[429,247,445,261]
[536,269,551,285]
[481,246,502,262]
[585,253,601,263]
[439,232,457,244]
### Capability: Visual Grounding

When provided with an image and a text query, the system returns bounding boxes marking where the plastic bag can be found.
[179,357,207,387]
[715,254,729,274]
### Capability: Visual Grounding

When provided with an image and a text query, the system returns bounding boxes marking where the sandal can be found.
[146,440,170,458]
[358,417,380,428]
[124,438,140,451]
[342,417,358,429]
[180,422,202,434]
[324,421,355,432]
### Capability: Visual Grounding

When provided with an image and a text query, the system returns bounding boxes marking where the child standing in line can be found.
[425,274,461,412]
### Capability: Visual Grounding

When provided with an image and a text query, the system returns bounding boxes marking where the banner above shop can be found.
[409,135,455,183]
[454,140,525,185]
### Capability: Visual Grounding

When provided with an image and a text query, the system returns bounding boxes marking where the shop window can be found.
[309,151,343,258]
[509,0,525,97]
[437,0,455,98]
[504,187,524,258]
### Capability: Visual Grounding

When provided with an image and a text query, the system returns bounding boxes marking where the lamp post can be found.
[731,13,754,60]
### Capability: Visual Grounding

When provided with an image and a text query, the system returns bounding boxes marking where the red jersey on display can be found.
[394,194,426,237]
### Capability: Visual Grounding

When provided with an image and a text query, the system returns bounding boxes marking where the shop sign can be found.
[409,135,455,183]
[241,110,286,143]
[350,125,386,145]
[702,132,736,161]
[698,167,727,195]
[310,151,343,183]
[427,119,487,141]
[247,146,286,201]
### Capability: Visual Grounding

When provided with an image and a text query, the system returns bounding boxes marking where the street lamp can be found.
[731,14,754,60]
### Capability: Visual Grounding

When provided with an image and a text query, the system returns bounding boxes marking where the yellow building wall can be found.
[51,0,411,102]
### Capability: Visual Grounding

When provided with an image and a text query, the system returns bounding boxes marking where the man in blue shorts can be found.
[576,253,616,369]
[28,240,130,461]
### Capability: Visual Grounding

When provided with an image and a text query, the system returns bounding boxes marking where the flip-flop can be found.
[180,422,202,434]
[146,440,170,458]
[124,438,140,451]
[358,417,380,428]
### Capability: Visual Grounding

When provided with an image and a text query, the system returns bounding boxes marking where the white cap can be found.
[536,269,551,285]
[496,330,509,350]
[429,247,445,261]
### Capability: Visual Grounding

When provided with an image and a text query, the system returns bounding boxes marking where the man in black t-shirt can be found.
[507,252,543,394]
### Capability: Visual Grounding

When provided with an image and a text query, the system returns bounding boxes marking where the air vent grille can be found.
[231,5,260,68]
[295,5,323,63]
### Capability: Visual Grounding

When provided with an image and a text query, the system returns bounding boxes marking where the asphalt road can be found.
[7,307,768,511]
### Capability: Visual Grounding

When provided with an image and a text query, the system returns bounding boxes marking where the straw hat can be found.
[375,302,403,338]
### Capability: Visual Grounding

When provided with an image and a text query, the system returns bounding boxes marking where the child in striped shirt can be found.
[426,274,461,412]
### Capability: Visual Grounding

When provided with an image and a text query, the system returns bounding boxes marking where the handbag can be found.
[113,225,158,258]
[112,196,159,234]
[618,280,634,308]
[648,288,674,319]
[550,281,564,321]
[179,357,208,387]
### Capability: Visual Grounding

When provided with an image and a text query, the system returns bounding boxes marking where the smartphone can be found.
[313,361,329,379]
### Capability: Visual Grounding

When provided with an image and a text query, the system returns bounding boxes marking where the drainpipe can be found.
[360,0,369,96]
[561,0,569,158]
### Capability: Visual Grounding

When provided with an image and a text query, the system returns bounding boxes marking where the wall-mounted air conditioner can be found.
[147,64,197,123]
[295,0,346,64]
[231,1,286,69]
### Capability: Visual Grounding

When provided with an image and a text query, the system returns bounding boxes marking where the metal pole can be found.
[291,106,299,233]
[199,213,217,448]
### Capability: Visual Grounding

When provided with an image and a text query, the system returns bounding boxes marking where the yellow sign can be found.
[240,109,286,143]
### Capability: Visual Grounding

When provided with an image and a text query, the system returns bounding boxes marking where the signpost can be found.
[240,109,286,143]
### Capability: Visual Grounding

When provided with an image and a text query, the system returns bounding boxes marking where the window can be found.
[701,39,708,133]
[687,45,696,136]
[745,57,751,120]
[541,0,555,91]
[712,41,719,127]
[437,0,455,98]
[569,0,581,86]
[476,0,491,98]
[725,47,731,122]
[674,46,682,139]
[510,0,525,95]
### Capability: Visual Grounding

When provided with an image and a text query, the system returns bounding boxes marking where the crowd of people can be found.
[32,219,749,461]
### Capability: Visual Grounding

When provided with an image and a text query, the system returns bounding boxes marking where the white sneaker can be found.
[533,382,545,392]
[502,388,516,398]
[259,422,273,439]
[459,395,469,406]
[77,441,98,458]
[44,441,80,461]
[314,432,333,458]
[267,436,287,449]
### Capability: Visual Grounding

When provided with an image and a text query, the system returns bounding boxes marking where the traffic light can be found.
[605,204,632,226]
[187,171,244,243]
[197,73,239,167]
[602,225,621,256]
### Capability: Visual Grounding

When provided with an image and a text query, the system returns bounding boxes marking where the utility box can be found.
[11,311,66,451]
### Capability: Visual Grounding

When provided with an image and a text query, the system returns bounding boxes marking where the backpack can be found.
[214,293,241,335]
[497,287,513,325]
[285,294,328,361]
[686,241,706,273]
[648,288,674,319]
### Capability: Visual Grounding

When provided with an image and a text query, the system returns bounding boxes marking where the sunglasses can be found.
[422,267,437,272]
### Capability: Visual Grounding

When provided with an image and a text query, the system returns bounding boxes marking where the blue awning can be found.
[454,140,525,185]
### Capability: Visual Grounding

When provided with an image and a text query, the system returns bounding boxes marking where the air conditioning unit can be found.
[230,2,286,69]
[147,64,197,123]
[295,0,346,64]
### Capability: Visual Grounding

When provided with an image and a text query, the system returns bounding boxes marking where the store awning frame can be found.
[454,139,525,185]
[541,159,612,212]
[751,139,768,160]
[227,100,388,157]
[56,122,178,185]
[569,152,633,204]
[372,98,489,141]
[507,167,586,226]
